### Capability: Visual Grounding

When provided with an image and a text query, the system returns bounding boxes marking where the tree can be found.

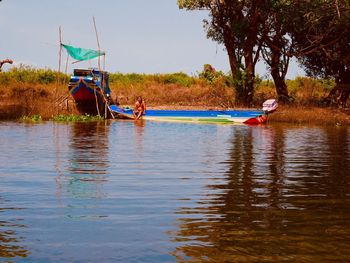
[178,0,269,106]
[260,1,293,103]
[291,0,350,106]
[0,59,13,72]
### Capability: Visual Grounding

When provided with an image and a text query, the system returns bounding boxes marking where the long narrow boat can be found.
[110,99,278,124]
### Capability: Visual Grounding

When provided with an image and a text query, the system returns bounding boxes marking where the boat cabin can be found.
[68,68,112,116]
[70,68,110,97]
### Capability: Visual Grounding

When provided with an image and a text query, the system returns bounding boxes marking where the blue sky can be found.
[0,0,304,77]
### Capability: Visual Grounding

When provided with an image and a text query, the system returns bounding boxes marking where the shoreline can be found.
[0,71,348,126]
[1,102,349,126]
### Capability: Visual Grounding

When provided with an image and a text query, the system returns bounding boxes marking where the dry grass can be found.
[269,105,350,126]
[111,82,235,108]
[0,74,349,126]
[0,81,235,120]
[0,83,76,120]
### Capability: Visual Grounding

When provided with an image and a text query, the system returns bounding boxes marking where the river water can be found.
[0,120,349,262]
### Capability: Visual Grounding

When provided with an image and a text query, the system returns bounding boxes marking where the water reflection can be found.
[57,121,111,199]
[0,196,28,260]
[134,119,146,158]
[172,125,350,262]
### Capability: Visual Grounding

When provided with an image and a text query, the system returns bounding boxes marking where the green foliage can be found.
[178,0,272,106]
[21,115,42,122]
[110,72,196,87]
[162,72,195,87]
[51,114,104,122]
[21,114,103,122]
[109,72,148,84]
[318,79,335,91]
[0,65,69,85]
[290,0,350,79]
[286,77,329,96]
[198,64,225,84]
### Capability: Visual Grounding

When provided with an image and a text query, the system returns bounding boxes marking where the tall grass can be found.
[0,65,69,85]
[0,66,336,106]
[269,105,349,126]
[109,72,199,87]
[0,66,343,121]
[286,77,334,105]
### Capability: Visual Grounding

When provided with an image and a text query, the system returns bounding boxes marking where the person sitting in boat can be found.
[133,96,146,120]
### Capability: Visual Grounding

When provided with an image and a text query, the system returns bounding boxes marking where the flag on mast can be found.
[61,44,105,62]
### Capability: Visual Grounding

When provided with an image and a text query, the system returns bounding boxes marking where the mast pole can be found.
[93,16,101,70]
[55,26,63,112]
[92,17,114,119]
[103,54,106,71]
[58,26,62,73]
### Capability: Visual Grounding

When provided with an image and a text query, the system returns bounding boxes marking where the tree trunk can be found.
[269,41,290,104]
[242,56,255,107]
[226,45,238,79]
[270,70,290,103]
[325,84,350,107]
[240,2,260,108]
[325,68,350,107]
[225,41,246,106]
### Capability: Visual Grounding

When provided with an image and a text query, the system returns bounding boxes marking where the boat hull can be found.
[109,105,267,124]
[68,71,108,115]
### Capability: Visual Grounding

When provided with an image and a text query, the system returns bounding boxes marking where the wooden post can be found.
[64,54,69,75]
[92,17,115,119]
[103,54,106,71]
[93,17,101,71]
[58,26,62,74]
[56,26,63,114]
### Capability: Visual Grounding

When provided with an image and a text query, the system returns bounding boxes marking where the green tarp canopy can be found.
[62,44,105,62]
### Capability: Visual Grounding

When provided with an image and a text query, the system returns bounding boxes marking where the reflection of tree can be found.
[324,127,350,199]
[172,127,259,261]
[171,125,350,262]
[265,125,286,208]
[0,197,29,260]
[57,121,111,199]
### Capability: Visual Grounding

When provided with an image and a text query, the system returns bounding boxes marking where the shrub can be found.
[199,64,225,84]
[51,114,104,122]
[162,72,195,87]
[21,115,42,122]
[0,65,68,85]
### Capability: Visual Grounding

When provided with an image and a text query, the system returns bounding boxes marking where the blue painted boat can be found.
[109,102,277,124]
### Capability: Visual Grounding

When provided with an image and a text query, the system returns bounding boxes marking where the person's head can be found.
[137,96,142,103]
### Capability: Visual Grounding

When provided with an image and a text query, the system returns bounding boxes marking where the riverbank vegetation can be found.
[0,66,348,125]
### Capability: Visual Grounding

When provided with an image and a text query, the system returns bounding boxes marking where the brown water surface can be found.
[0,121,349,262]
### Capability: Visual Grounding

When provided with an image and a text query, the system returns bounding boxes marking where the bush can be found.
[162,72,195,87]
[51,114,104,122]
[0,65,68,85]
[198,64,225,84]
[286,77,332,105]
[21,115,42,122]
[109,73,148,85]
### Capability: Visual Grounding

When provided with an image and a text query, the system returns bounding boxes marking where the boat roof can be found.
[73,68,108,77]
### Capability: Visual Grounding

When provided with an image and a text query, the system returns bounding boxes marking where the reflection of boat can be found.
[68,68,111,115]
[66,121,110,199]
[110,99,278,124]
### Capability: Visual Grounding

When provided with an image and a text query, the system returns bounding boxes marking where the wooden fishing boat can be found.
[110,99,278,124]
[61,42,112,116]
[68,68,111,115]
